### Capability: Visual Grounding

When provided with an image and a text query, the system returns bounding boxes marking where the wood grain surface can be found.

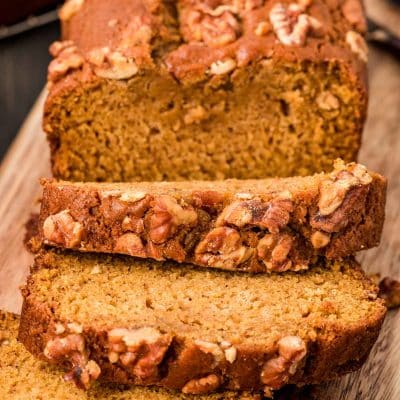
[0,1,399,398]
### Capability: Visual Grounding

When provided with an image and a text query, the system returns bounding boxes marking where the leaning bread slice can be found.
[19,249,386,394]
[39,161,386,273]
[0,311,259,400]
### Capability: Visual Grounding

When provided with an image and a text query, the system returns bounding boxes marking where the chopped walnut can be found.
[43,210,84,248]
[261,336,306,389]
[94,51,138,80]
[195,227,253,269]
[316,91,340,111]
[224,345,237,363]
[217,201,253,227]
[48,41,84,84]
[217,199,293,233]
[122,216,145,234]
[119,191,148,203]
[317,161,372,216]
[59,0,84,21]
[192,190,225,210]
[183,4,240,47]
[148,196,197,244]
[269,3,323,46]
[182,374,221,394]
[342,0,367,33]
[114,233,146,257]
[64,359,101,390]
[44,332,100,389]
[379,277,400,309]
[252,199,294,233]
[257,233,293,272]
[107,327,172,379]
[194,339,225,362]
[346,30,368,62]
[310,231,330,249]
[209,58,237,75]
[44,334,85,360]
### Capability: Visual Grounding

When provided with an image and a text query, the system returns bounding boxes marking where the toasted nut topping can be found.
[148,196,197,244]
[217,201,253,227]
[310,231,331,249]
[94,51,138,80]
[346,30,368,62]
[64,359,101,390]
[182,374,221,394]
[209,58,237,75]
[59,0,84,21]
[43,210,84,248]
[44,334,85,360]
[87,47,109,67]
[316,91,340,111]
[195,227,253,269]
[119,191,147,202]
[261,336,306,389]
[183,4,240,47]
[114,233,146,258]
[269,3,323,46]
[224,346,237,363]
[48,41,84,84]
[379,277,400,309]
[107,327,172,379]
[258,233,294,272]
[217,199,293,233]
[194,339,225,362]
[318,161,372,216]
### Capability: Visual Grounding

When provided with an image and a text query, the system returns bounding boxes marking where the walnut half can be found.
[43,210,84,248]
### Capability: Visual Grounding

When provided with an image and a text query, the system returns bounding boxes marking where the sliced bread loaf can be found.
[0,311,259,400]
[45,0,368,182]
[19,249,386,394]
[39,161,386,273]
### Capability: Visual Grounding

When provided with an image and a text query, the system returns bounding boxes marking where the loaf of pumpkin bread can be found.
[19,248,386,394]
[45,0,368,182]
[0,311,260,400]
[39,161,386,273]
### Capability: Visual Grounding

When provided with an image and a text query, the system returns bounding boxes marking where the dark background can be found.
[0,22,59,161]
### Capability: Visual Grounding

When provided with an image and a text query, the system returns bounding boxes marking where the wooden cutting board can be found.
[0,2,399,398]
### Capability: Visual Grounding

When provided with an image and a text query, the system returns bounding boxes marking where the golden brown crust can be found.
[38,162,386,273]
[19,251,386,393]
[49,0,367,84]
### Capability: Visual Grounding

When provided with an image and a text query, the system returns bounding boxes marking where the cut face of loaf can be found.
[44,0,367,181]
[0,312,259,400]
[39,161,387,273]
[19,249,386,394]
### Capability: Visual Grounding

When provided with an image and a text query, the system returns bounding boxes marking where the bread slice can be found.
[0,311,259,400]
[45,0,367,182]
[19,249,386,394]
[39,161,386,273]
